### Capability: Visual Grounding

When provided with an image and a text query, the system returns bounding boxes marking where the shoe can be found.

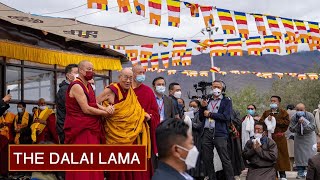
[296,175,302,179]
[280,178,287,180]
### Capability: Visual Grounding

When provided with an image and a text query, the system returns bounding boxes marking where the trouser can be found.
[202,128,234,180]
[297,166,306,176]
[277,171,286,178]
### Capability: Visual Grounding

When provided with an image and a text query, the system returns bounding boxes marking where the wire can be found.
[39,3,87,15]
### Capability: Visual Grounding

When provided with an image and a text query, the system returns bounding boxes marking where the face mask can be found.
[270,103,278,109]
[156,86,166,94]
[177,145,199,170]
[178,104,184,110]
[247,109,255,116]
[173,91,182,99]
[254,133,263,139]
[17,108,23,113]
[91,84,96,91]
[84,71,94,81]
[296,111,305,117]
[39,106,47,111]
[212,88,222,97]
[136,75,145,83]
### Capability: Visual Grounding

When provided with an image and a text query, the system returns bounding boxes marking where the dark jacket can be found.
[0,99,10,117]
[199,97,233,138]
[56,80,69,135]
[163,95,176,120]
[306,153,320,180]
[152,161,186,180]
[169,95,181,118]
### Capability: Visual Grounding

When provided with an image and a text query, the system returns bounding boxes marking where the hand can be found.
[204,110,211,118]
[2,94,12,103]
[254,116,261,121]
[253,141,261,149]
[145,113,151,121]
[105,105,115,115]
[33,119,40,123]
[298,118,304,124]
[201,100,208,107]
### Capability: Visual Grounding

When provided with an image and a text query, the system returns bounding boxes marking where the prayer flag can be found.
[246,36,262,56]
[253,14,267,36]
[87,0,108,10]
[308,21,320,45]
[184,2,199,17]
[117,0,131,13]
[161,52,170,68]
[181,48,192,66]
[294,20,309,43]
[172,40,187,57]
[266,16,282,39]
[227,38,243,56]
[263,35,280,54]
[210,39,226,57]
[150,53,159,70]
[134,0,145,16]
[149,0,161,26]
[200,6,214,27]
[217,8,236,35]
[281,18,295,43]
[234,11,249,39]
[167,0,180,27]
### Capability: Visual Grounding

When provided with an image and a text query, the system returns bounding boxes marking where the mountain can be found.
[117,51,320,99]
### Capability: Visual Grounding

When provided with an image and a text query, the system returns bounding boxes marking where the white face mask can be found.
[155,86,166,94]
[212,88,222,97]
[189,107,198,112]
[254,133,263,139]
[177,145,199,170]
[173,91,182,99]
[39,106,47,111]
[17,108,23,113]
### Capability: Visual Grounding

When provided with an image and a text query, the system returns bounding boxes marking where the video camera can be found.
[188,81,213,100]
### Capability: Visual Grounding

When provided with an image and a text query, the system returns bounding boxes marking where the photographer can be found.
[0,94,11,116]
[199,80,234,180]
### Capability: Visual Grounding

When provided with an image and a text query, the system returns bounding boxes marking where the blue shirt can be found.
[156,95,165,122]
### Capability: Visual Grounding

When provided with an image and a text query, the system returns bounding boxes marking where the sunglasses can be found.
[247,108,255,110]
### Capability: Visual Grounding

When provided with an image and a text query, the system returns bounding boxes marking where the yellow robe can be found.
[0,112,15,139]
[30,108,53,143]
[104,84,151,158]
[14,111,30,144]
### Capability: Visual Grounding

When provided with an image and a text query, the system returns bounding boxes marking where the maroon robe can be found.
[36,114,59,144]
[64,78,104,180]
[0,134,8,177]
[106,83,156,180]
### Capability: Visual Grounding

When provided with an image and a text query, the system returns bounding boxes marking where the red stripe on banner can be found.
[269,23,279,28]
[219,16,233,21]
[236,19,247,24]
[255,17,264,21]
[149,1,161,9]
[296,26,307,30]
[167,6,180,12]
[9,145,146,171]
[283,24,294,29]
[97,4,102,9]
[309,29,319,33]
[246,42,261,46]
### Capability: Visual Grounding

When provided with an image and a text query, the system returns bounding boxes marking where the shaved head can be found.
[132,65,144,74]
[79,60,92,69]
[78,60,94,81]
[119,68,133,90]
[296,103,305,111]
[38,98,46,106]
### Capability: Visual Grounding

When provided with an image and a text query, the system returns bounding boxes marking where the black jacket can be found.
[0,99,10,117]
[152,161,187,180]
[199,96,233,138]
[56,80,69,134]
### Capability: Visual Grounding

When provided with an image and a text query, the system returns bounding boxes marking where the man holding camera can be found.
[199,80,234,180]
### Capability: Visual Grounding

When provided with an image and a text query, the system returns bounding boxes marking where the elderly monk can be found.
[14,102,33,144]
[64,60,114,180]
[97,68,151,180]
[0,110,15,142]
[260,95,290,179]
[132,65,160,177]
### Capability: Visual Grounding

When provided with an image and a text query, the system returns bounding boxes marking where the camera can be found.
[188,81,212,100]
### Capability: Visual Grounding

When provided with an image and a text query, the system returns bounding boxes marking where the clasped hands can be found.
[34,118,47,125]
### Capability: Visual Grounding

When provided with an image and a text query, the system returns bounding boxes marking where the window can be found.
[94,76,109,95]
[56,72,66,91]
[24,68,55,102]
[6,66,22,100]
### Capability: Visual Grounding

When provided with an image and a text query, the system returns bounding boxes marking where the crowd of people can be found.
[0,60,320,180]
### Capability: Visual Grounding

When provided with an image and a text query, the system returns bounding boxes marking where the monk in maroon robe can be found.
[36,113,59,144]
[64,60,114,180]
[97,68,151,180]
[132,65,160,178]
[0,134,8,177]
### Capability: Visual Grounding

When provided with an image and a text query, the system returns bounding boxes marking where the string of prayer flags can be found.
[284,34,298,54]
[199,71,209,77]
[253,14,267,36]
[234,11,249,39]
[210,39,226,57]
[308,21,320,45]
[134,0,146,16]
[159,41,169,47]
[181,48,192,66]
[274,72,284,79]
[298,74,307,80]
[150,53,159,70]
[281,18,296,43]
[308,73,319,80]
[87,0,108,10]
[161,52,170,68]
[263,35,281,54]
[294,20,309,43]
[149,0,161,26]
[266,16,282,39]
[184,2,199,17]
[200,6,214,27]
[246,36,262,56]
[167,0,181,27]
[117,0,131,13]
[227,38,243,56]
[217,8,236,35]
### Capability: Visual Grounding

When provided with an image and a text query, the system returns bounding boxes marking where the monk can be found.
[64,60,114,180]
[97,68,151,180]
[0,110,15,143]
[30,98,59,144]
[14,102,32,144]
[132,65,160,177]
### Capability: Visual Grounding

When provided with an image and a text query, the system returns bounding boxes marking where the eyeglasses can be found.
[122,75,133,81]
[247,108,255,110]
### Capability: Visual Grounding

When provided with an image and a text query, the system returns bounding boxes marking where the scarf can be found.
[14,111,30,144]
[241,115,255,150]
[0,112,15,139]
[264,116,276,138]
[30,108,53,143]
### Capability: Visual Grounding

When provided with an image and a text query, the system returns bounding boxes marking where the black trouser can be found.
[58,132,65,144]
[278,171,286,178]
[202,128,234,180]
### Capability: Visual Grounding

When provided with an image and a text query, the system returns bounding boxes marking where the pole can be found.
[208,30,215,81]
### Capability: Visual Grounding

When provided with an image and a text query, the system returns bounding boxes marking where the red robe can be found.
[106,83,158,180]
[36,113,59,144]
[64,78,104,180]
[0,134,8,177]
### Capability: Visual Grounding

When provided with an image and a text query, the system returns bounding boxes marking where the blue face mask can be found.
[247,109,255,116]
[136,74,145,83]
[296,111,305,117]
[270,103,278,109]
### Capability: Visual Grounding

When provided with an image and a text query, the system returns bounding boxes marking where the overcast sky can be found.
[1,0,319,40]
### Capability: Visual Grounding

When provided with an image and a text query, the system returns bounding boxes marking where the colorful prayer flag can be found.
[281,18,295,43]
[87,0,108,10]
[172,40,187,57]
[246,36,262,56]
[184,2,199,17]
[161,52,170,68]
[172,55,181,66]
[266,16,282,39]
[159,40,169,47]
[227,38,243,56]
[134,0,145,16]
[200,6,214,27]
[210,39,226,57]
[308,21,320,45]
[113,45,125,50]
[140,44,153,69]
[150,53,159,70]
[308,73,319,80]
[166,0,180,27]
[117,0,131,13]
[298,74,307,80]
[217,8,236,35]
[253,14,267,36]
[234,11,249,39]
[149,0,161,26]
[210,67,220,73]
[181,48,192,66]
[294,20,309,43]
[263,35,280,54]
